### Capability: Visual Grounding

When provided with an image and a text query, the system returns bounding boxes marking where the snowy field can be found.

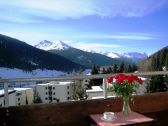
[0,67,65,79]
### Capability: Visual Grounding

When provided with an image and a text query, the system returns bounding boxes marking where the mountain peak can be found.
[35,40,72,50]
[123,52,148,59]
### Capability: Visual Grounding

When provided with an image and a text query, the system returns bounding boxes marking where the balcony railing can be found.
[0,71,168,126]
[0,70,168,107]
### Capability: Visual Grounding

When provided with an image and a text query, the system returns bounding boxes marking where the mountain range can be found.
[35,40,127,68]
[0,34,84,72]
[35,40,148,65]
[0,33,149,74]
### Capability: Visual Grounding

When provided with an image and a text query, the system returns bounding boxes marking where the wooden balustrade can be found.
[0,92,168,126]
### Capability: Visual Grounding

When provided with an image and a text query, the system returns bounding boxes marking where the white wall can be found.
[36,82,74,103]
[0,88,34,107]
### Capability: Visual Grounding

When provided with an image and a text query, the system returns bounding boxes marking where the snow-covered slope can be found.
[82,49,96,53]
[0,67,65,79]
[98,51,148,59]
[99,51,122,58]
[122,52,148,59]
[34,40,72,51]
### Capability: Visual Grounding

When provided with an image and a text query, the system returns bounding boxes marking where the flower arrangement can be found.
[107,74,143,97]
[107,74,143,115]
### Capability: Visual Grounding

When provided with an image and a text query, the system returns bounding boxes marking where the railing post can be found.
[103,78,107,99]
[4,82,9,107]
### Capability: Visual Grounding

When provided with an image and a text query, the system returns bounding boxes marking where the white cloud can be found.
[0,0,167,22]
[0,31,59,45]
[93,0,168,17]
[104,34,155,40]
[69,41,123,51]
[65,32,156,40]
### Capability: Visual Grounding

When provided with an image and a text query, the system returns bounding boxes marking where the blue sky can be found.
[0,0,168,55]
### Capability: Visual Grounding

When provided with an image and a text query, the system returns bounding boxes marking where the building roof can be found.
[0,90,16,98]
[37,81,73,86]
[86,86,103,93]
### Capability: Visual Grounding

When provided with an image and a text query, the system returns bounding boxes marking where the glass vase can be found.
[122,95,131,116]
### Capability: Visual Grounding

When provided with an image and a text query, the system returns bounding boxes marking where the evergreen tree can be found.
[151,56,158,71]
[106,67,113,73]
[132,64,138,72]
[72,80,88,100]
[128,64,132,73]
[147,75,168,93]
[91,65,99,75]
[113,64,118,73]
[165,53,168,69]
[119,62,125,73]
[34,90,42,103]
[89,65,103,86]
[102,67,107,74]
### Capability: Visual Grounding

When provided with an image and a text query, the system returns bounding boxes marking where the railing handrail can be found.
[1,70,168,107]
[0,71,168,83]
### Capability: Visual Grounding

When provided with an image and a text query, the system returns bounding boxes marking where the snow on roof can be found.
[139,77,147,80]
[37,81,73,86]
[86,86,103,93]
[0,90,16,97]
[14,88,33,91]
[91,95,116,99]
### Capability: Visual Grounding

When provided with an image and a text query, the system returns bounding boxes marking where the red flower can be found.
[115,74,126,83]
[127,75,134,83]
[129,74,143,84]
[137,78,143,84]
[107,76,113,83]
[115,74,125,79]
[117,76,125,83]
[107,74,143,96]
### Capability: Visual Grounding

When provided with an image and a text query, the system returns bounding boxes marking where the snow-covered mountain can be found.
[82,49,97,53]
[34,40,72,51]
[99,51,148,59]
[34,40,148,63]
[99,51,122,58]
[122,52,148,59]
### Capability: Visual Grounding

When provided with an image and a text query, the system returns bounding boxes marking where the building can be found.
[35,81,74,103]
[14,88,34,106]
[0,88,34,107]
[0,90,16,107]
[86,86,103,99]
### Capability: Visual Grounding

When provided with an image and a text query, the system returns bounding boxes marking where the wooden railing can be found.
[0,92,168,126]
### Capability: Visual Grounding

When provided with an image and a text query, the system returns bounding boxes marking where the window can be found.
[67,91,69,94]
[45,97,48,100]
[53,87,55,90]
[46,92,48,95]
[45,87,48,89]
[49,91,52,95]
[16,92,21,96]
[67,97,70,100]
[49,96,52,100]
[67,86,69,89]
[18,98,20,101]
[53,92,55,95]
[57,99,60,103]
[18,103,20,106]
[53,98,57,100]
[48,86,52,90]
